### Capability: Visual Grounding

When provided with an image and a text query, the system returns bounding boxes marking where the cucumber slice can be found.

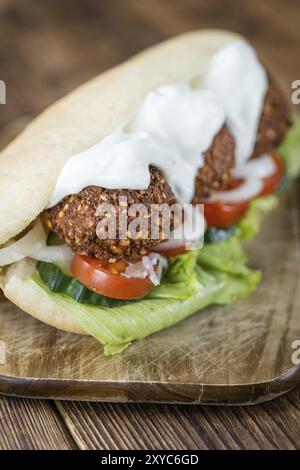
[204,225,236,244]
[36,261,137,308]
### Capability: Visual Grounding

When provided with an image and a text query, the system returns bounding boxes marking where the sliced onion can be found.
[122,253,167,286]
[233,154,276,179]
[32,245,74,273]
[0,219,74,273]
[0,221,46,266]
[208,177,263,202]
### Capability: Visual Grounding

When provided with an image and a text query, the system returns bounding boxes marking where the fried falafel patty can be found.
[47,82,289,263]
[46,166,177,263]
[193,124,235,201]
[48,126,236,260]
[193,77,290,201]
[253,76,291,158]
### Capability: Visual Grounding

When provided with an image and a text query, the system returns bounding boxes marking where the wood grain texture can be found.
[54,389,300,450]
[0,0,300,450]
[1,386,300,450]
[0,396,76,449]
[1,184,300,404]
[0,0,299,132]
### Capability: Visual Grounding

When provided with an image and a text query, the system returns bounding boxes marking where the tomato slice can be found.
[203,199,250,229]
[71,255,154,300]
[153,242,188,258]
[201,153,284,229]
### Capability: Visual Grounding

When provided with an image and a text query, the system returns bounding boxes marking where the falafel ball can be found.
[46,166,177,264]
[253,75,291,158]
[193,124,235,202]
[193,76,291,202]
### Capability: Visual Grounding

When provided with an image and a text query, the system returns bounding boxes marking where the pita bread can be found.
[0,29,240,334]
[0,29,239,246]
[0,259,86,334]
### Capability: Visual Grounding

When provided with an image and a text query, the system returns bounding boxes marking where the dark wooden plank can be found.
[55,401,214,450]
[55,387,300,450]
[0,397,77,450]
[249,398,299,449]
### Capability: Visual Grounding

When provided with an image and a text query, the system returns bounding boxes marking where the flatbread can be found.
[1,259,86,334]
[0,29,239,246]
[0,29,240,334]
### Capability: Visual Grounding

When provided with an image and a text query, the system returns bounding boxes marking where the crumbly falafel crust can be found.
[193,125,235,201]
[46,167,177,263]
[253,76,291,158]
[47,124,236,261]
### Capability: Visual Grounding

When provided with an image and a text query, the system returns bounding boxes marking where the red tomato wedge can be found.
[153,242,188,258]
[202,153,284,229]
[71,255,154,300]
[203,199,249,229]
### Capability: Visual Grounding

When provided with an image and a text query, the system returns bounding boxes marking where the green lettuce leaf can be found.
[147,251,201,300]
[279,116,300,178]
[32,117,300,355]
[33,238,260,355]
[236,195,278,240]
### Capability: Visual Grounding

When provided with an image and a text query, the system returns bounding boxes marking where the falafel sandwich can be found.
[0,30,299,355]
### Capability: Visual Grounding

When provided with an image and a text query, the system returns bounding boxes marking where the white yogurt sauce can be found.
[50,40,269,208]
[128,83,225,171]
[203,40,268,164]
[49,130,210,207]
[49,84,225,207]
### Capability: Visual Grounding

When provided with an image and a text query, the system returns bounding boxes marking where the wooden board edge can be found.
[0,365,299,405]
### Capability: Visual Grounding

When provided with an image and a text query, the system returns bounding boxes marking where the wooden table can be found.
[0,0,300,450]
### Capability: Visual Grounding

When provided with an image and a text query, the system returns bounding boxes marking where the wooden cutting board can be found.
[0,180,300,405]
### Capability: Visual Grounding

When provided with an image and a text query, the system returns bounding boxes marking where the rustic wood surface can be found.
[0,0,300,450]
[1,184,300,404]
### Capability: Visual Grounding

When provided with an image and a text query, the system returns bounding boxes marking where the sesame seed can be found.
[111,245,123,254]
